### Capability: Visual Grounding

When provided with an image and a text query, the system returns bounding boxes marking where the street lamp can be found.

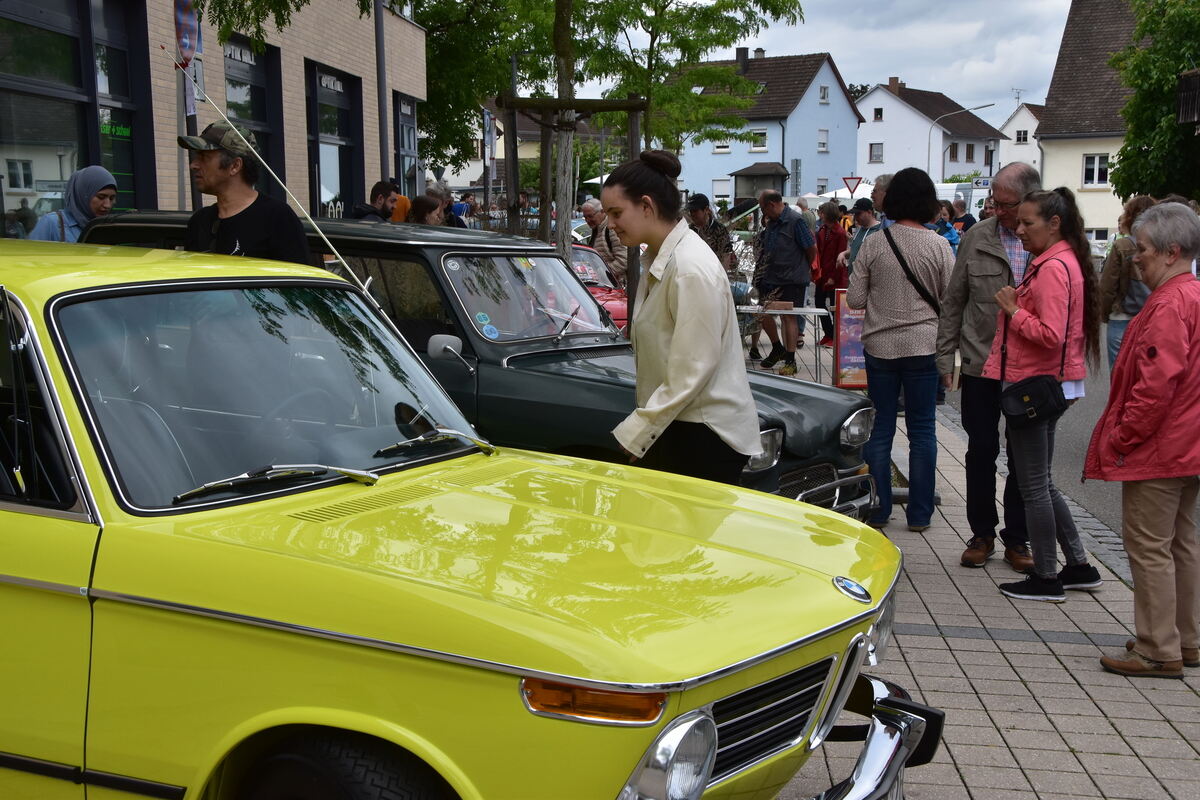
[926,103,995,178]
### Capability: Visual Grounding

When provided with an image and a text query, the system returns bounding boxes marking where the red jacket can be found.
[1084,272,1200,481]
[816,223,848,289]
[981,240,1087,383]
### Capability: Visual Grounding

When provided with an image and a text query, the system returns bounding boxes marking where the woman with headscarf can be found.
[29,166,118,242]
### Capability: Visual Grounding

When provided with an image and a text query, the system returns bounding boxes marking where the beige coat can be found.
[612,220,760,458]
[935,216,1016,378]
[591,219,628,284]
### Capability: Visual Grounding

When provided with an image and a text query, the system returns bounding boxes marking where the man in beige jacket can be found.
[935,163,1040,572]
[582,199,628,285]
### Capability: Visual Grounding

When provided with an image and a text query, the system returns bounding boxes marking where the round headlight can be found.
[619,712,717,800]
[840,408,875,449]
[744,428,783,472]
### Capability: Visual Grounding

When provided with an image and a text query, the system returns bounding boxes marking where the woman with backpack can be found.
[29,166,118,243]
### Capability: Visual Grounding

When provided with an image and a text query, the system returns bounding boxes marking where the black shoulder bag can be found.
[882,226,940,315]
[998,259,1071,428]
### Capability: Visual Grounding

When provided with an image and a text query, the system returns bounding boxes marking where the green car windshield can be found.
[56,284,473,510]
[440,254,615,343]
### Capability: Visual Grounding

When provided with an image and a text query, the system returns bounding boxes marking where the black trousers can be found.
[638,421,749,485]
[814,286,835,338]
[960,374,1028,546]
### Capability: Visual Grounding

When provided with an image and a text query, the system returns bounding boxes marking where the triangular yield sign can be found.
[843,176,862,195]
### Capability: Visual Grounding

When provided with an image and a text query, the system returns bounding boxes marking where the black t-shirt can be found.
[184,193,312,265]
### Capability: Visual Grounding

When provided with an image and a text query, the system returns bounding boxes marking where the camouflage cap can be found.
[178,120,256,159]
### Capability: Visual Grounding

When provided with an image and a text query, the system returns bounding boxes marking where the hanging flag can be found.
[174,0,201,69]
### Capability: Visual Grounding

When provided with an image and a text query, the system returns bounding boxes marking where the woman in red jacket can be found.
[981,187,1102,603]
[1085,202,1200,679]
[814,201,848,346]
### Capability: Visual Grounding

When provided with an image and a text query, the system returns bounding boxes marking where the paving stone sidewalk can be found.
[746,344,1200,800]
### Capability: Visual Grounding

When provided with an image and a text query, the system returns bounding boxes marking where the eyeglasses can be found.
[992,199,1022,210]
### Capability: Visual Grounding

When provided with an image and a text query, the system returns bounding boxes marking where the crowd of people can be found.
[10,118,1200,684]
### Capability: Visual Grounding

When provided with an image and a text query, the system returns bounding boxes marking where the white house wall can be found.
[999,107,1041,171]
[1041,135,1125,235]
[857,87,997,182]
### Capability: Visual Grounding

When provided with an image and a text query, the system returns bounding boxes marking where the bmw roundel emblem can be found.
[834,576,872,604]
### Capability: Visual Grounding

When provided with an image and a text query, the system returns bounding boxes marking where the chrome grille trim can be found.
[708,657,835,784]
[779,463,838,504]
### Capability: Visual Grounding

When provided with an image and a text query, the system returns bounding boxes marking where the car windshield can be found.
[570,248,616,289]
[56,284,473,510]
[439,254,615,343]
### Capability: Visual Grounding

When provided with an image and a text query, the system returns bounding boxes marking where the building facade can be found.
[677,49,862,205]
[855,78,1005,184]
[0,0,426,228]
[997,103,1044,172]
[1037,0,1136,242]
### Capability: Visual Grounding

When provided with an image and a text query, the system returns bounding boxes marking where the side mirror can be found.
[427,334,462,360]
[427,334,476,376]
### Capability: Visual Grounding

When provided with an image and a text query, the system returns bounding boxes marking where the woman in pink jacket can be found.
[1085,202,1200,679]
[981,188,1102,603]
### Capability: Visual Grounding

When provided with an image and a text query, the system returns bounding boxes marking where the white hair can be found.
[582,198,603,213]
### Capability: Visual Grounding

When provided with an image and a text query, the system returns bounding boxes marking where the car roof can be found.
[89,210,558,252]
[0,239,340,308]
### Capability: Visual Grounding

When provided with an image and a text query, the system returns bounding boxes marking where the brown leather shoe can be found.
[1126,638,1200,668]
[1101,649,1183,679]
[961,536,995,567]
[1004,544,1034,573]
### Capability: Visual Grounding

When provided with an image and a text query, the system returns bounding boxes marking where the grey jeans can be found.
[1006,412,1088,579]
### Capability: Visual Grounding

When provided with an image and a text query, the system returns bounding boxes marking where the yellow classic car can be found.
[0,241,940,800]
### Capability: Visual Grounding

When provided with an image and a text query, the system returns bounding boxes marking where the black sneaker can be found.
[748,345,762,360]
[760,343,786,369]
[1000,574,1066,603]
[1058,563,1103,590]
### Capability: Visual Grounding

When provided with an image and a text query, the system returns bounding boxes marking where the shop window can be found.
[393,93,419,197]
[95,44,130,98]
[225,36,283,196]
[99,108,134,210]
[0,17,80,87]
[308,63,362,217]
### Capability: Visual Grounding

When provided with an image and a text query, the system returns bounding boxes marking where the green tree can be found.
[847,83,871,101]
[944,170,982,183]
[580,0,804,150]
[1109,0,1200,200]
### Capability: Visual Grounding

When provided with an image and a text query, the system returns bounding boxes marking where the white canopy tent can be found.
[581,173,610,185]
[818,183,873,201]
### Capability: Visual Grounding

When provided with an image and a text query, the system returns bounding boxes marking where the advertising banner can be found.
[834,289,866,389]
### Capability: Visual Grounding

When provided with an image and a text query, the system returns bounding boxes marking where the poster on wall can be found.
[834,289,866,389]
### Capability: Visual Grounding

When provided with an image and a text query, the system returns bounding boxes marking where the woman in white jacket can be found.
[601,150,760,484]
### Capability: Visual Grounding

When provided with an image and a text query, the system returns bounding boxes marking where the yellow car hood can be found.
[99,451,898,686]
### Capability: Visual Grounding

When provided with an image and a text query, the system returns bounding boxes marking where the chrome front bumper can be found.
[808,675,944,800]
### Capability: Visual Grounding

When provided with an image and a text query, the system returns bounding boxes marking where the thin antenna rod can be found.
[160,45,367,295]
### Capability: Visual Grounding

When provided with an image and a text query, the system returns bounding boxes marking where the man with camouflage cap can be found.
[179,121,310,265]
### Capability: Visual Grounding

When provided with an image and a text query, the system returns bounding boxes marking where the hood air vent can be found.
[289,485,441,523]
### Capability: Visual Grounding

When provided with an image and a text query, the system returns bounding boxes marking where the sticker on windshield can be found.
[482,324,500,340]
[515,257,534,270]
[446,259,462,271]
[475,312,491,325]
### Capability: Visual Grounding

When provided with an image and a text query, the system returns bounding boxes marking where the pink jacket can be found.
[1084,273,1200,481]
[981,240,1087,383]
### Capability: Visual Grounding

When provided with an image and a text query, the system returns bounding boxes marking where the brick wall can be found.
[145,1,426,212]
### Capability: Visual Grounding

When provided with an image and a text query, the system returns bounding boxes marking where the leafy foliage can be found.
[1109,0,1200,200]
[944,171,982,183]
[194,0,371,43]
[580,0,804,149]
[847,83,871,101]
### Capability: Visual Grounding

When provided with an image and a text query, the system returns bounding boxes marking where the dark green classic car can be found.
[83,213,876,517]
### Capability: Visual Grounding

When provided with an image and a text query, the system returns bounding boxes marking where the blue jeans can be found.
[864,352,939,526]
[1106,318,1130,371]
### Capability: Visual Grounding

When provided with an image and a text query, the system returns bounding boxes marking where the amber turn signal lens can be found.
[522,678,667,724]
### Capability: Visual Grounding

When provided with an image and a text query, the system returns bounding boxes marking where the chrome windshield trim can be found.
[0,573,88,597]
[88,582,893,693]
[4,292,98,524]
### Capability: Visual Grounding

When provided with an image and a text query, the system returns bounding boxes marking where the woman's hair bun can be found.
[639,149,681,180]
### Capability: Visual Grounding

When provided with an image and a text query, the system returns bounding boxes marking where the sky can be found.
[580,0,1073,130]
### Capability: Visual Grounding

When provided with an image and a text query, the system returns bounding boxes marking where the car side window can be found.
[0,295,77,508]
[342,256,459,352]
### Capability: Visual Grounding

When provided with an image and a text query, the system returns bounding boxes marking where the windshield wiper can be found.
[172,463,379,504]
[374,426,497,459]
[552,305,583,345]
